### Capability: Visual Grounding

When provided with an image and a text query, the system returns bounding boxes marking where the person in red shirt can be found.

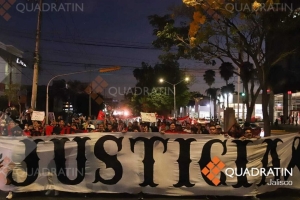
[23,124,31,136]
[59,120,66,135]
[161,122,187,134]
[45,122,54,136]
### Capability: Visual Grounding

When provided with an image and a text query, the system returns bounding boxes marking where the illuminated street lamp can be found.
[159,77,189,118]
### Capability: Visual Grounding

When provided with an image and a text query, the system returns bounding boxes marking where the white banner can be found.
[140,112,156,122]
[31,111,45,121]
[0,133,300,196]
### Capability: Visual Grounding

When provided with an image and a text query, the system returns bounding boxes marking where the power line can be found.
[0,27,158,50]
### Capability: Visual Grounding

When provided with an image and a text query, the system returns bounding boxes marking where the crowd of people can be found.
[0,108,260,140]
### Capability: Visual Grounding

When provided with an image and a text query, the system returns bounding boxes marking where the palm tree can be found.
[203,70,216,119]
[239,62,260,122]
[219,62,235,108]
[220,84,235,108]
[203,70,215,87]
[205,88,219,122]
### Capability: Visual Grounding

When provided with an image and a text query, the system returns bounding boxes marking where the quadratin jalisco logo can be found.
[201,156,293,186]
[0,0,16,21]
[201,156,225,186]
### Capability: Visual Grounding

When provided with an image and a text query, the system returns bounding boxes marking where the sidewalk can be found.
[273,124,300,133]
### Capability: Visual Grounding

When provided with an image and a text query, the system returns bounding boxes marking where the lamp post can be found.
[46,66,121,125]
[46,68,100,125]
[159,77,189,118]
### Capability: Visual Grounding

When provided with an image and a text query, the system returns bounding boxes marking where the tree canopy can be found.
[126,56,190,116]
[148,0,300,135]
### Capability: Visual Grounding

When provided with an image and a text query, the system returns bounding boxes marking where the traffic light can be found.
[241,92,245,96]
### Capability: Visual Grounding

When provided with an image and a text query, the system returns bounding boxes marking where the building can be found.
[179,93,263,121]
[0,42,25,97]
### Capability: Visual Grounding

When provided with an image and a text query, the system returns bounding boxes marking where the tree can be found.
[239,61,261,121]
[203,69,215,87]
[148,0,300,136]
[219,62,235,107]
[220,83,235,108]
[127,56,190,116]
[203,69,216,119]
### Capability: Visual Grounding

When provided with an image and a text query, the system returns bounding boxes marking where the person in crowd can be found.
[87,123,95,132]
[105,123,115,132]
[58,119,66,135]
[200,125,209,134]
[32,126,42,136]
[227,123,243,139]
[150,122,159,132]
[23,124,31,136]
[126,122,135,132]
[216,125,222,134]
[45,121,54,136]
[97,123,106,132]
[70,124,81,133]
[191,126,198,134]
[63,123,72,134]
[52,121,61,135]
[132,121,141,132]
[159,122,167,132]
[141,124,149,132]
[240,127,261,140]
[183,123,192,133]
[161,122,187,134]
[117,121,127,132]
[208,124,218,135]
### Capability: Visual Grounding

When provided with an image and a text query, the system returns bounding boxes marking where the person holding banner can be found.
[239,127,261,140]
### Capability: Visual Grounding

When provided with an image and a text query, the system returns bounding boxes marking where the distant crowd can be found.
[0,107,260,140]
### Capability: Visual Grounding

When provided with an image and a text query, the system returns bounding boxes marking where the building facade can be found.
[179,93,263,121]
[0,42,24,97]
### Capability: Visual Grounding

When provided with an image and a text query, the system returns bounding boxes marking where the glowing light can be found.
[124,111,129,116]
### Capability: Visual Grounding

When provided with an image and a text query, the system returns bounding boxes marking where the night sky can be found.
[0,0,226,99]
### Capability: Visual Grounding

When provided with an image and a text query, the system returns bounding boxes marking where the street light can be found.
[159,77,189,118]
[46,66,121,125]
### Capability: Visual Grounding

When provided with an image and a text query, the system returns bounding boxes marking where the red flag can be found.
[97,110,105,120]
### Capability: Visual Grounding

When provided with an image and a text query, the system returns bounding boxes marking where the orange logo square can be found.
[201,156,225,186]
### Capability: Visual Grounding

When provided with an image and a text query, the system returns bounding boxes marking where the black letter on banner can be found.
[7,138,43,186]
[129,136,169,187]
[285,137,300,180]
[173,138,196,187]
[93,135,123,185]
[257,138,283,186]
[231,140,253,188]
[51,137,90,185]
[199,139,227,186]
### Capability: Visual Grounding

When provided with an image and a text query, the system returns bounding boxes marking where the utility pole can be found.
[31,0,43,110]
[8,59,12,107]
[237,38,244,121]
[89,84,92,117]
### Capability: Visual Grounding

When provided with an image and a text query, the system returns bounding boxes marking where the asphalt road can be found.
[1,189,300,200]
